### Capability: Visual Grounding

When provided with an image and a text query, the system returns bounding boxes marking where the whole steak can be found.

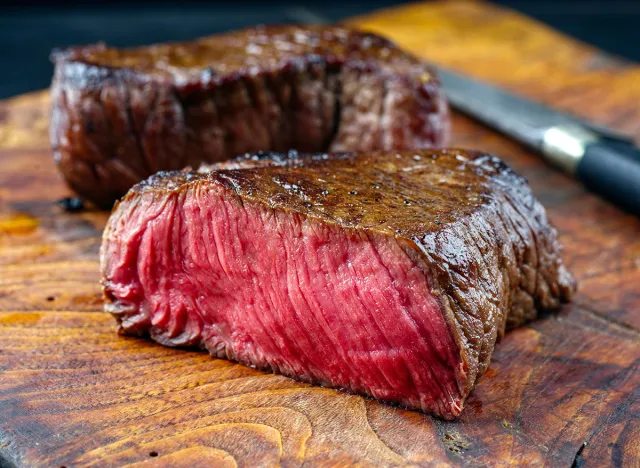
[50,26,449,208]
[101,149,575,419]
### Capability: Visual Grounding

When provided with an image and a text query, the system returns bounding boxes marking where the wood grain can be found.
[0,1,639,466]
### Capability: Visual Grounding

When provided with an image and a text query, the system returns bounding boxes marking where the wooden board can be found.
[1,1,639,466]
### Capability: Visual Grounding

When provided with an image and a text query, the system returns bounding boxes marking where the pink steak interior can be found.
[103,183,464,417]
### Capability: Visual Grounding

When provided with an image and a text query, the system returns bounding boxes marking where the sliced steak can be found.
[50,25,449,208]
[100,149,575,419]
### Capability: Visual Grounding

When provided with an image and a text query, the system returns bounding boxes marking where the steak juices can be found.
[101,150,575,419]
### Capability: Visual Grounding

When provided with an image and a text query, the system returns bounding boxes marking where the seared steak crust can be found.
[51,25,449,208]
[102,149,575,418]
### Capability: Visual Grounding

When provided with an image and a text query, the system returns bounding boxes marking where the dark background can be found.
[1,0,638,99]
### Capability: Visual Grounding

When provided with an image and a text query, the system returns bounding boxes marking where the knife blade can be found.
[438,68,640,215]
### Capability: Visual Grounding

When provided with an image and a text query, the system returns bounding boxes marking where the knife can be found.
[289,6,640,215]
[438,69,640,215]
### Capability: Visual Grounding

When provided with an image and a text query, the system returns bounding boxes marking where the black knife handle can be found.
[577,141,640,215]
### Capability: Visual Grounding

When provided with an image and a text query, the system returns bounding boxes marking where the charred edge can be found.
[407,238,476,397]
[493,194,539,328]
[492,205,528,329]
[463,215,500,368]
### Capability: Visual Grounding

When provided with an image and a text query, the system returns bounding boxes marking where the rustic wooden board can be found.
[1,1,639,466]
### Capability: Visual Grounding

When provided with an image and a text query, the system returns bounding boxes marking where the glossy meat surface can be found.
[60,25,429,81]
[101,149,575,418]
[50,26,449,207]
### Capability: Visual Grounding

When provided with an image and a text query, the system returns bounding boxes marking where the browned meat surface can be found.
[50,25,449,208]
[101,149,575,419]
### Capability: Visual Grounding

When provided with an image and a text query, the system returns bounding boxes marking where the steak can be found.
[50,25,449,208]
[100,149,575,419]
